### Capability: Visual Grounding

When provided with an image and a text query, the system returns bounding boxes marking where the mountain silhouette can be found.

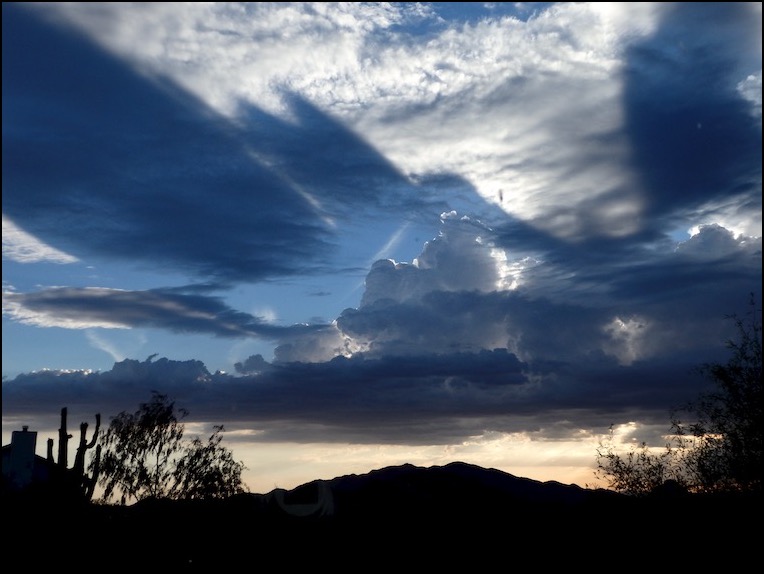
[6,461,758,569]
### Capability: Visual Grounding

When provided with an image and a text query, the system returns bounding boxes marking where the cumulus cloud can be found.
[234,353,272,375]
[676,224,762,260]
[279,217,760,372]
[360,213,505,307]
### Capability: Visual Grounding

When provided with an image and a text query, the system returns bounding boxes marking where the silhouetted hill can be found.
[5,461,759,569]
[322,461,619,521]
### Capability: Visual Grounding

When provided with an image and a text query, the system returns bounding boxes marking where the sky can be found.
[2,2,762,494]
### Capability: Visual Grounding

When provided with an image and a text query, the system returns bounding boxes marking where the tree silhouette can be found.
[95,391,247,504]
[675,294,762,492]
[171,425,246,500]
[596,295,763,494]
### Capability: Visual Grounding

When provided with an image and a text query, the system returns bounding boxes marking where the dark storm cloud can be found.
[1,4,438,284]
[0,345,713,445]
[3,286,330,339]
[488,2,761,263]
[2,351,526,430]
[622,2,761,223]
[505,220,762,314]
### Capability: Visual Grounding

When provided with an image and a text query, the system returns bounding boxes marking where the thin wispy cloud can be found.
[2,215,79,264]
[3,286,330,339]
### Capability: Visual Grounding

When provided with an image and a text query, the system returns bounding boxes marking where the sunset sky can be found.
[3,2,761,494]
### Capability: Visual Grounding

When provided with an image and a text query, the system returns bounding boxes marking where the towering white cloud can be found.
[361,213,503,307]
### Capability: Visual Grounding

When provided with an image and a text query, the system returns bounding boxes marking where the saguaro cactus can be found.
[49,407,102,500]
[57,407,73,468]
[72,414,100,476]
[73,414,101,500]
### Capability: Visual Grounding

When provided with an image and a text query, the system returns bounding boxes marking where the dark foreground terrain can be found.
[5,461,760,569]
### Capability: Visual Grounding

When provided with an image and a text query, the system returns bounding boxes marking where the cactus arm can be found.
[85,414,101,450]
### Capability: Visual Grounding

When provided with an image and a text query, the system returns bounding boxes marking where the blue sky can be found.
[3,2,761,493]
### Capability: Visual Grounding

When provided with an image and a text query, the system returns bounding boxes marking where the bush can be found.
[95,391,247,504]
[596,296,762,495]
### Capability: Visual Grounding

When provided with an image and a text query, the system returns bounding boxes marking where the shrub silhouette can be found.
[596,295,762,494]
[94,391,247,504]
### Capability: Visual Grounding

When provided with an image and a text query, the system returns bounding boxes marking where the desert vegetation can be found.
[595,296,762,495]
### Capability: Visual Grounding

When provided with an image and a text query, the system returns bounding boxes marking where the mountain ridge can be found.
[6,460,759,569]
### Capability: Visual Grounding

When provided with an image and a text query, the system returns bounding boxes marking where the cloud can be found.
[337,218,758,368]
[6,2,758,283]
[3,214,748,444]
[350,3,760,244]
[2,215,78,264]
[0,343,714,447]
[676,224,762,260]
[621,2,762,237]
[234,354,271,375]
[2,2,761,461]
[6,213,758,373]
[85,330,126,363]
[2,286,330,339]
[3,216,759,451]
[2,4,444,286]
[360,213,505,307]
[738,72,762,125]
[31,2,436,116]
[8,212,757,443]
